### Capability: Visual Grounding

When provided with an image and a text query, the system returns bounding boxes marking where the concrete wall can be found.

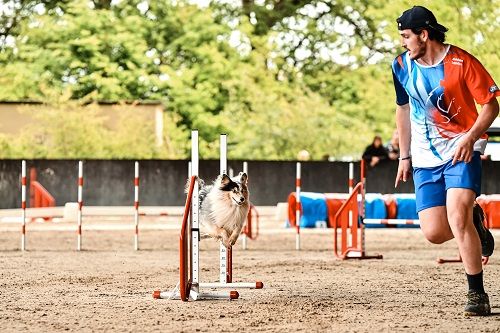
[0,159,499,209]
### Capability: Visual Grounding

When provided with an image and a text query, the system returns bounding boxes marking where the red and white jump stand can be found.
[134,161,140,251]
[153,130,263,301]
[21,160,27,251]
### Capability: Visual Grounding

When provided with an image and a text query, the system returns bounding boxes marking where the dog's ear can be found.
[239,172,248,184]
[220,174,231,188]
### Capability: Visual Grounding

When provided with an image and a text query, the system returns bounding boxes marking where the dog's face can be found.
[219,172,249,206]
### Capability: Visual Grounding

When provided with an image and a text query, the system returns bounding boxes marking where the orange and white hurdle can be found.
[153,130,263,301]
[333,160,382,260]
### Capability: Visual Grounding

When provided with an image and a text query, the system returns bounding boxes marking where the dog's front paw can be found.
[222,239,233,248]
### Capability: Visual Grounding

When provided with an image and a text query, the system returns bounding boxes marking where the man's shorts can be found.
[413,151,482,213]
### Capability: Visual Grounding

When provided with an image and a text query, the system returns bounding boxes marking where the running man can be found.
[391,6,499,316]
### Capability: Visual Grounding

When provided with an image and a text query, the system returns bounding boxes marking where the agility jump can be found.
[333,159,383,260]
[332,160,490,264]
[153,130,263,301]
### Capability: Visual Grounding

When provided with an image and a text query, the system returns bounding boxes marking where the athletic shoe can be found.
[473,203,494,257]
[464,290,491,316]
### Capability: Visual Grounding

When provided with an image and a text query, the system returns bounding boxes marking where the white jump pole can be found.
[191,130,200,289]
[242,161,248,250]
[295,162,301,250]
[219,134,229,284]
[77,161,83,251]
[21,160,26,251]
[134,161,139,251]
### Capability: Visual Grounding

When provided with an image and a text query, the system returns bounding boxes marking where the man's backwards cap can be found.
[397,6,448,33]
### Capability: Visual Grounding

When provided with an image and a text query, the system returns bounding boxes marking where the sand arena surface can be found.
[1,212,500,333]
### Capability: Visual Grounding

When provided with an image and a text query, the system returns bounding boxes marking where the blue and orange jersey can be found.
[392,45,500,167]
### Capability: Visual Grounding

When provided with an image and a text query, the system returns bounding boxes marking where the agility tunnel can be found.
[287,192,421,229]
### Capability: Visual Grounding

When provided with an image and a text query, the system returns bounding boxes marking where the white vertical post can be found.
[21,160,26,251]
[295,162,301,251]
[220,134,227,175]
[134,161,139,251]
[219,134,228,284]
[77,161,83,251]
[191,130,200,286]
[242,161,248,250]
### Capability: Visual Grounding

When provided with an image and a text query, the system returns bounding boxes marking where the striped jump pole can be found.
[134,161,140,251]
[21,160,27,251]
[242,161,248,250]
[77,161,83,251]
[363,219,420,226]
[295,162,301,251]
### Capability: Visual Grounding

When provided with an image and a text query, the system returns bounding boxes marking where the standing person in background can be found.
[392,6,499,316]
[362,135,389,167]
[386,129,400,160]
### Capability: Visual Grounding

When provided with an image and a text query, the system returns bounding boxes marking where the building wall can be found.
[1,159,499,209]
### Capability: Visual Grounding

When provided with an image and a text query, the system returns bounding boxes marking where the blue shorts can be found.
[413,152,482,213]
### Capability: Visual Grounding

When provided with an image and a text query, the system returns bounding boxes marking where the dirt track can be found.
[1,216,500,333]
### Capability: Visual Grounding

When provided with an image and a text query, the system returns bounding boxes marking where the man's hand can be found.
[452,134,475,165]
[394,159,411,188]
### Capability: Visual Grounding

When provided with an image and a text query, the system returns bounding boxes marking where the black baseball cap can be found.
[397,6,448,33]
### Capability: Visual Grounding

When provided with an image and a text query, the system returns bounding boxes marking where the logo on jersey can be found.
[490,85,499,93]
[451,57,463,66]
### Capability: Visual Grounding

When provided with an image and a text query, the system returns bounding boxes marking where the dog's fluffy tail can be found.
[184,178,210,207]
[184,177,205,193]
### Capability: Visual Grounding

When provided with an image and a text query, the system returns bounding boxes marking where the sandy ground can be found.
[1,213,500,333]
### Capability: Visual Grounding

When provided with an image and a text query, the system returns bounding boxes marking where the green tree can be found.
[0,0,497,159]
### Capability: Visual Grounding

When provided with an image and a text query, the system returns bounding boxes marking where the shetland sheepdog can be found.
[192,172,249,248]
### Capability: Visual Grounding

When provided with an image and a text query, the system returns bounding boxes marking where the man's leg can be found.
[446,188,482,274]
[418,206,453,244]
[447,188,490,316]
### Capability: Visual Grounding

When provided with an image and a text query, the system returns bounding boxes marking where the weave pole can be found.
[242,161,248,250]
[21,160,27,251]
[295,162,301,250]
[77,161,83,251]
[134,161,140,251]
[219,134,231,283]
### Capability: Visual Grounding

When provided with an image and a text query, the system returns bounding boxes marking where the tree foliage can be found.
[0,0,498,159]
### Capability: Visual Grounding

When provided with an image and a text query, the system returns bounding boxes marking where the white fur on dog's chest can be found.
[208,192,249,230]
